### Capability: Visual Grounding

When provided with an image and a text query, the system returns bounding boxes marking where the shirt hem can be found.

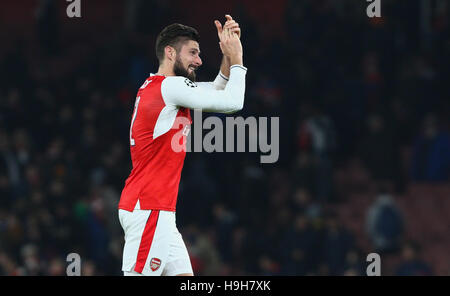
[118,205,176,212]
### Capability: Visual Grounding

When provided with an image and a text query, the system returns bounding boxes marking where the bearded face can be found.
[173,55,197,81]
[171,40,202,81]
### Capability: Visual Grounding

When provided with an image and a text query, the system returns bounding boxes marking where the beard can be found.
[173,57,197,81]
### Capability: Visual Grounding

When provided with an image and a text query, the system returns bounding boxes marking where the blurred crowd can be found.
[0,0,449,275]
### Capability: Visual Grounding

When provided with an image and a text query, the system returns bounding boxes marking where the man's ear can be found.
[165,46,176,62]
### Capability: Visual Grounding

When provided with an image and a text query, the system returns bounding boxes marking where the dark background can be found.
[0,0,449,276]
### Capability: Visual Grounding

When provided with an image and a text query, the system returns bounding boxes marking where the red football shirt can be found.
[119,65,247,212]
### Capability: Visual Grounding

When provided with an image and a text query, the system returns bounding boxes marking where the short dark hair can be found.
[155,23,200,63]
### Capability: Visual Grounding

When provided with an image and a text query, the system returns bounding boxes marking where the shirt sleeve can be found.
[161,65,247,113]
[196,71,229,90]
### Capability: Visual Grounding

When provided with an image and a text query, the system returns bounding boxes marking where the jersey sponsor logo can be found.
[184,78,197,88]
[150,258,161,271]
[182,125,190,136]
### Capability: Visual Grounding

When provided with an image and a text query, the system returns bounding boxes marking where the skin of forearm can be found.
[221,54,243,76]
[220,55,231,77]
[229,54,243,67]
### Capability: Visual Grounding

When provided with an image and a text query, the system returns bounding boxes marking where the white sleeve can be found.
[161,65,247,113]
[196,71,229,90]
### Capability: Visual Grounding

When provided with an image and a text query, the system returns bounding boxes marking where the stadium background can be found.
[0,0,449,276]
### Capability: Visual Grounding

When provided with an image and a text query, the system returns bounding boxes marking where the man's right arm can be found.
[161,65,247,114]
[162,21,246,114]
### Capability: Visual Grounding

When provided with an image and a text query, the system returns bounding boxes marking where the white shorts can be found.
[118,202,193,276]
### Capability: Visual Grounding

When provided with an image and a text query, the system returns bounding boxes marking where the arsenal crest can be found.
[150,258,161,272]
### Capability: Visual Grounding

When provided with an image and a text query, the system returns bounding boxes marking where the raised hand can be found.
[214,15,243,65]
[214,14,241,40]
[224,14,241,38]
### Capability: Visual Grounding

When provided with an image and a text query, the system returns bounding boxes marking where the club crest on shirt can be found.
[150,258,161,271]
[184,78,197,88]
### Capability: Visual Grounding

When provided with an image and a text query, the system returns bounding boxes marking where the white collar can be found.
[150,73,166,77]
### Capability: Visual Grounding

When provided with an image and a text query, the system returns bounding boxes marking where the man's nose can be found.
[195,56,202,66]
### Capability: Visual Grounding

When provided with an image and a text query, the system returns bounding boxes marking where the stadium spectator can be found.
[280,213,320,275]
[342,248,366,276]
[358,113,402,191]
[320,213,355,275]
[296,104,337,202]
[394,242,433,276]
[411,113,450,182]
[366,191,404,253]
